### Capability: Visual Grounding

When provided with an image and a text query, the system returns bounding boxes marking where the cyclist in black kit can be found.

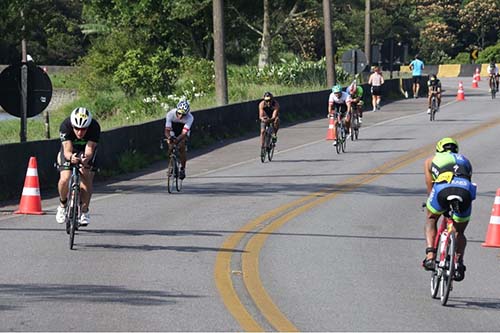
[56,107,101,226]
[258,91,280,148]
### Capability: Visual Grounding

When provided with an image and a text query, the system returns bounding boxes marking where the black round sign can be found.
[0,63,53,118]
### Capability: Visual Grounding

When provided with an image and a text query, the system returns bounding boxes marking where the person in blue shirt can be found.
[409,55,425,98]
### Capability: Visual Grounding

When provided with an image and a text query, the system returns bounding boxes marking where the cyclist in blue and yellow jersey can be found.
[165,100,194,180]
[56,107,101,226]
[258,91,280,147]
[328,84,351,146]
[422,137,477,282]
[409,54,425,98]
[426,74,442,114]
[346,81,364,124]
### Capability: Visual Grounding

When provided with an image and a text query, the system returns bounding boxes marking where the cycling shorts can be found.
[426,177,477,223]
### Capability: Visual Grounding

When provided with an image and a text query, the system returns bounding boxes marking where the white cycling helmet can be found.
[70,107,92,129]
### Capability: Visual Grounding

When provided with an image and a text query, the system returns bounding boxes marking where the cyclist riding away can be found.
[56,107,101,226]
[165,100,194,180]
[328,84,351,146]
[422,138,476,282]
[427,74,442,114]
[487,61,499,92]
[258,91,280,148]
[346,81,364,124]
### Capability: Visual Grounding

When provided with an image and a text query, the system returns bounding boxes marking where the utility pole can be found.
[364,0,371,67]
[213,0,228,105]
[20,9,28,143]
[323,0,336,86]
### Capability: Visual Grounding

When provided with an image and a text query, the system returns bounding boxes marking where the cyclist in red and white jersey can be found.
[487,61,499,92]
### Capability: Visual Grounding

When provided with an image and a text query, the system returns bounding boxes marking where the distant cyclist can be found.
[426,74,442,114]
[328,84,350,146]
[56,107,101,226]
[422,137,476,282]
[164,100,194,180]
[487,61,499,92]
[346,81,364,124]
[258,91,280,148]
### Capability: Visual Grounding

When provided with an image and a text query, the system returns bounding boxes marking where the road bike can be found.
[261,121,276,163]
[489,75,498,99]
[428,195,463,306]
[350,109,360,141]
[165,140,183,193]
[334,113,347,154]
[55,161,83,250]
[429,93,438,121]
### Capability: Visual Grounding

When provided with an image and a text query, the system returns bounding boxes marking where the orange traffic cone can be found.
[326,116,335,140]
[472,75,479,88]
[482,188,500,248]
[15,157,44,215]
[475,67,481,81]
[456,81,465,101]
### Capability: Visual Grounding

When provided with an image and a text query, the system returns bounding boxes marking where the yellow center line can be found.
[216,116,500,331]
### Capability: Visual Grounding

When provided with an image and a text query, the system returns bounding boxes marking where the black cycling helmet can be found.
[263,91,273,101]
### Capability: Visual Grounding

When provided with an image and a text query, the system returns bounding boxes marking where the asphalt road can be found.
[1,77,500,331]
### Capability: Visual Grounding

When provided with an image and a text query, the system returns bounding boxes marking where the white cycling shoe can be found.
[56,205,67,224]
[79,212,90,226]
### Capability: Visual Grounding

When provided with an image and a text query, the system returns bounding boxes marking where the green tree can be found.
[459,0,500,49]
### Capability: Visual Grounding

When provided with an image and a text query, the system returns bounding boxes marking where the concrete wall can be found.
[0,79,414,201]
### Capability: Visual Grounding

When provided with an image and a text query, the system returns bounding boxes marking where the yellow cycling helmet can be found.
[436,137,459,153]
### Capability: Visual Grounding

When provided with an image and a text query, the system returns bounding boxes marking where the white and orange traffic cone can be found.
[472,75,479,88]
[475,67,481,81]
[326,116,335,140]
[482,188,500,248]
[15,157,44,215]
[456,81,465,101]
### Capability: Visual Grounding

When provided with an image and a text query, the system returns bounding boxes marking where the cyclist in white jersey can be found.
[328,84,350,146]
[487,61,499,92]
[164,100,194,180]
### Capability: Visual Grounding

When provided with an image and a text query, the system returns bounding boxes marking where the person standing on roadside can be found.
[409,54,425,98]
[368,66,384,112]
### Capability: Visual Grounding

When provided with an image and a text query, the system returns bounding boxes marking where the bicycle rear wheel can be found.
[167,157,176,193]
[440,232,456,306]
[430,97,437,121]
[352,115,359,140]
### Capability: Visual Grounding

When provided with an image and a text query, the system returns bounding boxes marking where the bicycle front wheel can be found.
[167,157,176,193]
[440,232,456,306]
[267,143,275,161]
[341,126,347,153]
[175,161,182,192]
[68,189,79,250]
[335,124,341,154]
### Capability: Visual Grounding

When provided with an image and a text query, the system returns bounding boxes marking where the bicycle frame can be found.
[167,143,182,193]
[67,163,82,250]
[261,122,275,163]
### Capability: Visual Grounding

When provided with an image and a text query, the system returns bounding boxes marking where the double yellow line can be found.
[215,117,500,331]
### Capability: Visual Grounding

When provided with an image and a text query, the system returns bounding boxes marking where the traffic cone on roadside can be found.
[326,116,335,140]
[472,75,479,88]
[475,67,481,81]
[456,81,465,101]
[482,188,500,248]
[14,157,44,215]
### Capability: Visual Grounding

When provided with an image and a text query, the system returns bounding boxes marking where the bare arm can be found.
[424,157,433,195]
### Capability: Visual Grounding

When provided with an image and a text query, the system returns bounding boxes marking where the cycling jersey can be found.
[427,152,476,222]
[488,65,499,76]
[328,91,349,105]
[59,117,101,154]
[347,86,364,102]
[262,100,278,118]
[165,108,194,137]
[428,79,442,92]
[430,152,472,183]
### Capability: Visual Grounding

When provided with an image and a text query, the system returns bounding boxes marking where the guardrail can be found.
[0,78,415,201]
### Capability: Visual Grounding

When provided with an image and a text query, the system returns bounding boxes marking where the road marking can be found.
[216,116,500,331]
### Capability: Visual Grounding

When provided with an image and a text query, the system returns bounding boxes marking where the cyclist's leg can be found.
[437,92,441,108]
[178,138,187,169]
[57,150,71,204]
[273,117,280,136]
[424,185,446,268]
[80,168,95,213]
[344,111,351,134]
[260,121,266,148]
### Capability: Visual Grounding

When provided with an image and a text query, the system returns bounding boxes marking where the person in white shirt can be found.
[164,100,194,180]
[368,66,384,111]
[328,84,351,146]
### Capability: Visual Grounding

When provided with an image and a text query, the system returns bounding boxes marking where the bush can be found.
[450,52,470,64]
[175,57,214,100]
[477,43,500,63]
